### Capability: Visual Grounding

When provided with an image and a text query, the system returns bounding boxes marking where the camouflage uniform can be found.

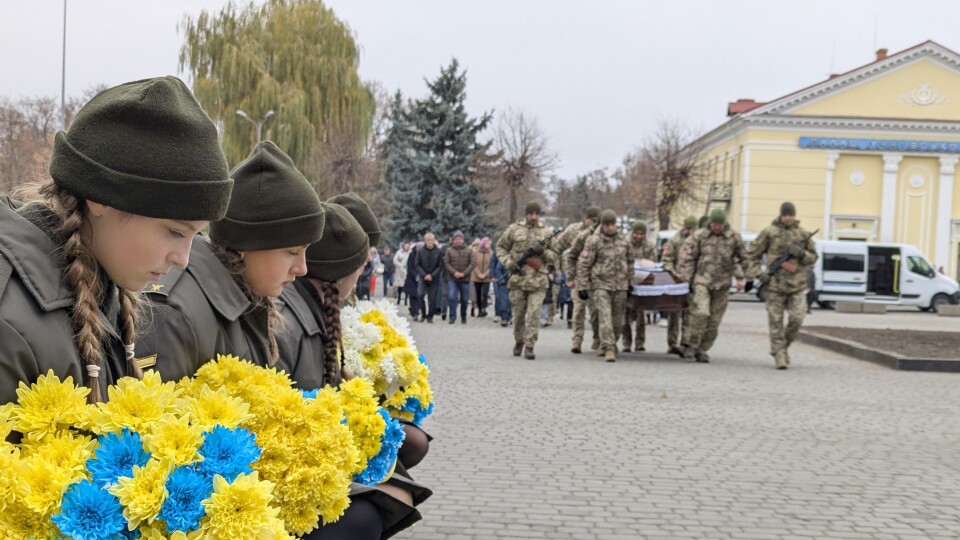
[565,225,601,350]
[749,218,818,366]
[577,230,633,358]
[496,219,558,354]
[677,225,749,360]
[662,228,693,351]
[622,238,657,352]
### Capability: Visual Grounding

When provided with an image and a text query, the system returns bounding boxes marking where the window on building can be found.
[823,253,865,272]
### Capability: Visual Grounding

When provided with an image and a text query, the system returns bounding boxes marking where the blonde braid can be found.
[119,289,144,379]
[39,183,108,403]
[212,242,283,366]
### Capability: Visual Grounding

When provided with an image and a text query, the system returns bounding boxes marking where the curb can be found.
[797,330,960,372]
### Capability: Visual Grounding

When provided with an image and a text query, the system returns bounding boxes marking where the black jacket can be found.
[415,245,443,281]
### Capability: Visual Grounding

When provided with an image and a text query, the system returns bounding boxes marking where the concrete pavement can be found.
[395,299,960,539]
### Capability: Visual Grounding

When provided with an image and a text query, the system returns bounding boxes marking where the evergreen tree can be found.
[382,60,493,244]
[571,176,592,213]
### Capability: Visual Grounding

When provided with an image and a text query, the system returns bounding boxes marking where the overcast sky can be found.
[3,1,960,179]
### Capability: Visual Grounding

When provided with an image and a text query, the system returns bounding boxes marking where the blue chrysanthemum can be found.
[196,425,261,482]
[159,466,213,533]
[300,388,319,399]
[400,397,435,427]
[418,354,431,369]
[86,429,151,487]
[51,480,126,540]
[354,409,406,485]
[121,528,142,540]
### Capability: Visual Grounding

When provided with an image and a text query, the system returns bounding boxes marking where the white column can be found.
[740,147,751,232]
[880,153,902,242]
[823,151,839,239]
[936,156,958,270]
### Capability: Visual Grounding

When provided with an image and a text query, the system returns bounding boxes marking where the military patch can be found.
[135,354,157,369]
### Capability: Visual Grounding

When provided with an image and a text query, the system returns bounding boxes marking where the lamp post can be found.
[236,109,275,143]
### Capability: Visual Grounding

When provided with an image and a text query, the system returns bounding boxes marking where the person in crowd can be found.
[394,241,412,305]
[443,230,475,324]
[749,202,818,370]
[496,202,557,359]
[404,242,423,319]
[661,216,698,355]
[368,247,381,297]
[415,233,443,323]
[557,272,574,328]
[356,249,374,300]
[382,245,396,298]
[490,240,512,326]
[677,209,750,364]
[471,236,494,318]
[0,76,232,405]
[576,210,633,363]
[621,220,657,353]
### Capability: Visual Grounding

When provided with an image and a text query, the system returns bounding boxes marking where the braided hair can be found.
[38,183,144,403]
[318,280,343,387]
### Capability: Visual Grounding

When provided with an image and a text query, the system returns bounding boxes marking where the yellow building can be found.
[689,40,960,279]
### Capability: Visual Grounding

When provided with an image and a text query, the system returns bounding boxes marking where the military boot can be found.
[524,345,536,360]
[513,342,523,357]
[604,348,617,363]
[571,340,582,354]
[683,347,697,362]
[695,350,710,363]
[775,352,788,370]
[621,342,632,353]
[590,338,600,351]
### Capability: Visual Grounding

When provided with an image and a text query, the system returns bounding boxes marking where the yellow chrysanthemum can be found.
[15,452,83,516]
[139,523,203,540]
[178,384,254,431]
[0,445,21,511]
[338,378,386,472]
[141,414,204,466]
[0,402,15,441]
[96,372,180,434]
[360,310,410,350]
[0,499,57,540]
[109,459,171,530]
[20,430,96,475]
[12,370,92,439]
[201,472,280,540]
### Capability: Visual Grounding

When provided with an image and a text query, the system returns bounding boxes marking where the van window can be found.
[906,256,936,278]
[823,253,865,272]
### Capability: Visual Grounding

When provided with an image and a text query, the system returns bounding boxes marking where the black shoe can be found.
[500,321,509,327]
[461,319,467,325]
[567,321,573,329]
[441,313,446,321]
[449,319,456,324]
[427,318,434,324]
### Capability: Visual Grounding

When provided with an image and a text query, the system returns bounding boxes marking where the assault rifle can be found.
[751,229,819,293]
[510,229,562,276]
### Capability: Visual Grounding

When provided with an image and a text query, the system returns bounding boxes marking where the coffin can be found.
[630,260,689,312]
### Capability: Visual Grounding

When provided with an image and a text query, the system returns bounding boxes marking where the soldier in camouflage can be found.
[748,202,818,370]
[621,220,657,353]
[577,210,633,362]
[661,215,698,355]
[496,202,558,360]
[677,209,749,363]
[550,207,600,329]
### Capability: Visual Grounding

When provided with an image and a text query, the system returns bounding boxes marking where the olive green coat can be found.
[0,199,129,405]
[135,235,269,382]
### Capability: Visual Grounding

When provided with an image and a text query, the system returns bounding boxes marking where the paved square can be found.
[397,300,960,539]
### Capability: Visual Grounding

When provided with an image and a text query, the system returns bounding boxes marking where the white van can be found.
[814,241,960,312]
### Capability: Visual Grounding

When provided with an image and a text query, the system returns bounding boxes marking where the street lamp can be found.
[236,109,275,143]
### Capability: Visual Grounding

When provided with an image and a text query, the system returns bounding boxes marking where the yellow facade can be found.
[686,41,960,279]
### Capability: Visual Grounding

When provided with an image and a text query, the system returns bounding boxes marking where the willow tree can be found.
[179,0,374,174]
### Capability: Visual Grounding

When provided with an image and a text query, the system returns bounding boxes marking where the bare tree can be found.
[611,148,658,221]
[640,119,708,230]
[494,109,557,221]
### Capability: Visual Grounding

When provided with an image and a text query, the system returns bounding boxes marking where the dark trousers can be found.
[382,272,395,296]
[447,281,470,321]
[418,279,440,321]
[473,282,490,313]
[495,282,511,321]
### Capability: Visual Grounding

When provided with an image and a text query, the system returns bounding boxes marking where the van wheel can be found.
[817,300,835,310]
[930,293,951,313]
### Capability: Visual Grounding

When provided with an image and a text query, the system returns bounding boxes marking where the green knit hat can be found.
[328,192,381,247]
[209,141,324,251]
[683,215,698,229]
[709,208,727,224]
[305,202,370,281]
[631,220,647,233]
[525,201,542,215]
[49,76,232,221]
[584,206,601,220]
[600,209,617,225]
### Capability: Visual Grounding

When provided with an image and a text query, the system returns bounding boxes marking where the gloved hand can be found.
[578,290,589,301]
[787,244,805,258]
[510,263,523,274]
[758,273,771,285]
[531,245,545,256]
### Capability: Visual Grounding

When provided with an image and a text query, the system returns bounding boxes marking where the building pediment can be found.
[748,41,960,122]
